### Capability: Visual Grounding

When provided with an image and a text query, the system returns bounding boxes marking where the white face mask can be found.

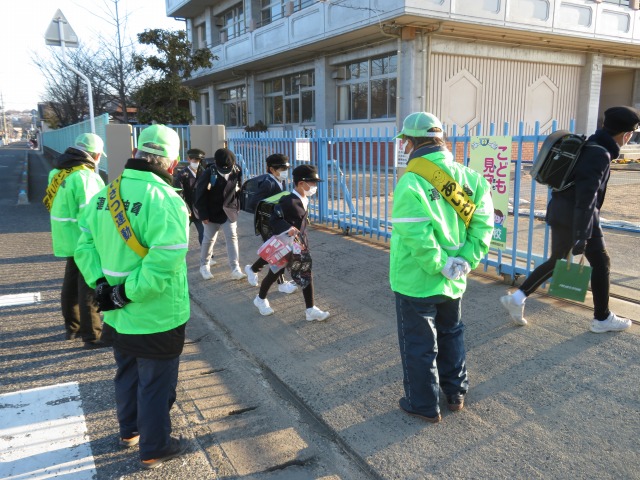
[189,161,199,170]
[274,171,287,181]
[306,185,318,196]
[222,173,230,181]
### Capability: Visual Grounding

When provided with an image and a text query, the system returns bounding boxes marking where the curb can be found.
[17,152,30,205]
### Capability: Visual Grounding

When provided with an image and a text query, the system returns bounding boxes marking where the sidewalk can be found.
[193,209,639,479]
[2,148,639,479]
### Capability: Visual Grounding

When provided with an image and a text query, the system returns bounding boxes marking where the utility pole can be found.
[0,92,8,144]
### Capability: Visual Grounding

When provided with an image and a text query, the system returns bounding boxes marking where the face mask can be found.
[222,173,230,181]
[275,171,287,181]
[306,185,318,196]
[189,162,199,170]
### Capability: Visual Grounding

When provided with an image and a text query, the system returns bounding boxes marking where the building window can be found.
[264,71,315,125]
[337,53,397,121]
[221,86,247,127]
[600,0,629,5]
[219,4,245,42]
[193,23,206,49]
[260,0,315,27]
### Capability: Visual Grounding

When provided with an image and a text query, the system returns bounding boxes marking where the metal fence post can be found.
[317,134,329,222]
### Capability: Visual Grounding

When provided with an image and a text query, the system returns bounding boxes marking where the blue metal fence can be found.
[132,125,191,162]
[229,122,639,281]
[42,114,110,171]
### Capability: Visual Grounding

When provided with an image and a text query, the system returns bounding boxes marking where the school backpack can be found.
[254,191,291,237]
[240,174,269,214]
[531,130,603,192]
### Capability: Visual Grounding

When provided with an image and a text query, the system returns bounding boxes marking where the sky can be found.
[0,0,185,112]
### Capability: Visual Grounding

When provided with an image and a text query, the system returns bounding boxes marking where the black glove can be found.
[94,278,110,312]
[572,239,586,256]
[97,284,131,312]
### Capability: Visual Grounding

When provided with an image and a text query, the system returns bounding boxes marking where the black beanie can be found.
[603,106,640,134]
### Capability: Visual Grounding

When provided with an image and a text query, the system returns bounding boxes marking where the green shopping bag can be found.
[548,254,592,302]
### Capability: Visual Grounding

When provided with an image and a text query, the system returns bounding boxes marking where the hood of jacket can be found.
[54,147,97,170]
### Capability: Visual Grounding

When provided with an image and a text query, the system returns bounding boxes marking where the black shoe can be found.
[398,397,441,423]
[140,436,188,469]
[446,393,465,412]
[83,340,110,350]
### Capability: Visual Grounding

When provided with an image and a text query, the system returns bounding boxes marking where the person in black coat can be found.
[193,148,246,280]
[174,148,206,245]
[501,106,639,333]
[252,165,330,321]
[244,153,298,294]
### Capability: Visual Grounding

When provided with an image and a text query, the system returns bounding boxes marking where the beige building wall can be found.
[428,48,582,135]
[599,69,635,127]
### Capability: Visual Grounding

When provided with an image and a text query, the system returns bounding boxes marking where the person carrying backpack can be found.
[253,164,330,321]
[193,148,246,280]
[500,106,639,333]
[174,148,206,245]
[244,154,297,294]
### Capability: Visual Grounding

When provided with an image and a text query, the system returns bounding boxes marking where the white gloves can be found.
[440,257,471,280]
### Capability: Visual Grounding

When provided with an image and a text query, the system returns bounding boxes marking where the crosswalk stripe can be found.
[0,382,97,479]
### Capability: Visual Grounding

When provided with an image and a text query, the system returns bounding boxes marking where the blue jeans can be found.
[395,292,468,417]
[113,349,179,460]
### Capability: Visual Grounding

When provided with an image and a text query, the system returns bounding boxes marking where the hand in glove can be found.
[97,284,131,312]
[450,257,471,277]
[94,278,111,311]
[572,239,586,256]
[441,257,463,281]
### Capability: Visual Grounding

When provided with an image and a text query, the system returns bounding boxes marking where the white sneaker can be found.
[500,294,527,326]
[230,268,247,280]
[306,306,330,322]
[200,265,213,280]
[590,312,632,333]
[278,281,298,294]
[245,265,259,286]
[253,296,274,316]
[209,258,217,266]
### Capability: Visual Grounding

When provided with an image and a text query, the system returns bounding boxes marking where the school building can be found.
[165,0,640,136]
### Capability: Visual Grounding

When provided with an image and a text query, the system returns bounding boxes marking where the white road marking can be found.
[0,382,97,479]
[0,293,41,308]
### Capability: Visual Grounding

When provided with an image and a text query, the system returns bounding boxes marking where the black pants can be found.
[114,349,179,461]
[520,225,611,320]
[251,232,285,284]
[61,257,102,342]
[259,267,314,308]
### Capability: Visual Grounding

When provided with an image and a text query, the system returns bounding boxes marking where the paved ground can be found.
[1,144,639,479]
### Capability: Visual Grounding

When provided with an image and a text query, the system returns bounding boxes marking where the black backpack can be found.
[239,174,269,214]
[531,130,606,192]
[531,130,587,192]
[254,191,291,237]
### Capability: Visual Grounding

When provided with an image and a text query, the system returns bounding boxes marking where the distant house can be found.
[166,0,640,135]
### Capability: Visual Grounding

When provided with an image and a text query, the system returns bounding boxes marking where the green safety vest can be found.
[389,149,494,299]
[75,168,190,335]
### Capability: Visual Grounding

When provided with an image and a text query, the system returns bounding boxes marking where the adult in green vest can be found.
[390,112,494,422]
[46,133,106,348]
[75,125,189,469]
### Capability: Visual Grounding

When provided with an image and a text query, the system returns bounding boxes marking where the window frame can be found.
[220,86,247,128]
[264,71,316,125]
[336,53,398,122]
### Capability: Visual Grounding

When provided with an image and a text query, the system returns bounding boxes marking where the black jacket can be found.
[193,164,242,223]
[255,174,284,202]
[174,164,205,219]
[271,192,309,242]
[546,129,618,240]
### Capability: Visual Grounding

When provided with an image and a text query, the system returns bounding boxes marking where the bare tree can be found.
[33,48,113,128]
